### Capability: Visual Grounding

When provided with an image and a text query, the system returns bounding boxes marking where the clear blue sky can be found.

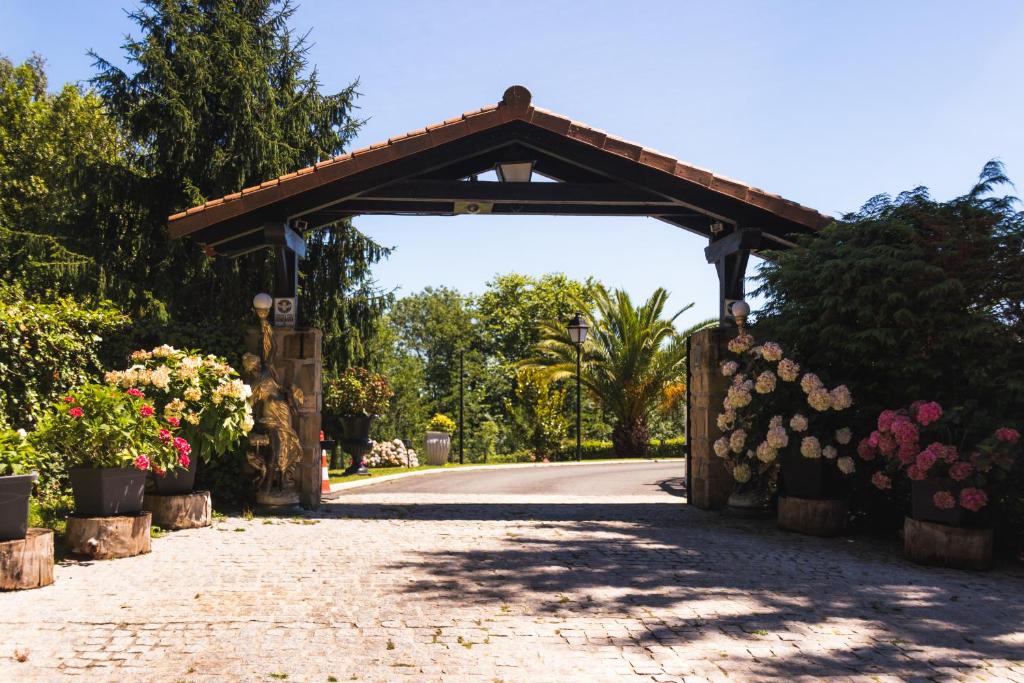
[3,1,1022,328]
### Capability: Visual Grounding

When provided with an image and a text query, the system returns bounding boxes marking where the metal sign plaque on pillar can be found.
[273,297,297,328]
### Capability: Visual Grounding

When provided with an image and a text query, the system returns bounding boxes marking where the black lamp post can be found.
[567,312,589,462]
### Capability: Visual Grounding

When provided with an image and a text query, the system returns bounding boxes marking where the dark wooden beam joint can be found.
[705,229,762,325]
[263,222,306,258]
[274,245,298,299]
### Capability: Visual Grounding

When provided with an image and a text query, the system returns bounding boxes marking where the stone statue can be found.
[243,303,304,505]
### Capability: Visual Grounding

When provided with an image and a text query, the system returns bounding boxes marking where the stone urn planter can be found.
[340,414,374,475]
[69,467,146,517]
[0,472,37,542]
[425,431,451,466]
[152,457,198,495]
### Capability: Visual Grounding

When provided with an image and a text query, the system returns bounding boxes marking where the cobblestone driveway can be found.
[2,478,1023,682]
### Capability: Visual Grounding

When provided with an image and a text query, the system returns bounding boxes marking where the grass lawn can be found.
[328,456,684,485]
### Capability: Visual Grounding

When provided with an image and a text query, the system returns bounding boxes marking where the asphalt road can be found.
[342,460,687,497]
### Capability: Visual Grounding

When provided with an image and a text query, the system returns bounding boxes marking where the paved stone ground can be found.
[2,468,1023,682]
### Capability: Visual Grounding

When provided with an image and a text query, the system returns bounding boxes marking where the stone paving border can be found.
[327,458,685,494]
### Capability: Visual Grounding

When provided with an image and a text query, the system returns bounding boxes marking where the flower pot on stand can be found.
[425,431,451,466]
[340,414,374,476]
[69,467,147,517]
[0,473,37,542]
[152,457,198,495]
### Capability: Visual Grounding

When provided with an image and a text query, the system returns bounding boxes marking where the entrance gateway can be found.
[167,85,831,510]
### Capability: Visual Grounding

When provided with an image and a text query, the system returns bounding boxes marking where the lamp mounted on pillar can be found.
[704,228,762,327]
[730,300,750,334]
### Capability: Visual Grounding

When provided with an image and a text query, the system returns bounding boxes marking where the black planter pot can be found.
[780,450,843,500]
[0,473,36,542]
[152,457,198,496]
[69,467,146,517]
[340,414,375,475]
[911,479,963,526]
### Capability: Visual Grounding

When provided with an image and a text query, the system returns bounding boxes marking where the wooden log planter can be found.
[0,528,54,591]
[903,517,993,570]
[777,496,847,537]
[143,491,212,530]
[66,512,151,560]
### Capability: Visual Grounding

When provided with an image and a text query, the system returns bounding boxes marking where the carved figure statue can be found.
[243,304,304,499]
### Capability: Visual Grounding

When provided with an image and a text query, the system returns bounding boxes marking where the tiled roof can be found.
[168,85,830,237]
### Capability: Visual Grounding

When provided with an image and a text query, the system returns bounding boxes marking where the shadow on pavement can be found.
[318,497,1024,679]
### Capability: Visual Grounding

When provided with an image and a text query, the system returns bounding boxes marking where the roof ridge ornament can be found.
[501,85,532,108]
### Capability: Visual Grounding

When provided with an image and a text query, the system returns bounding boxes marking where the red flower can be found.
[857,438,876,461]
[871,471,892,490]
[139,404,155,418]
[949,461,973,482]
[63,395,76,403]
[959,487,988,512]
[158,428,172,443]
[68,407,84,418]
[126,388,144,398]
[172,436,191,457]
[153,466,165,476]
[178,454,190,469]
[134,454,151,471]
[932,490,956,510]
[167,416,181,428]
[995,427,1020,445]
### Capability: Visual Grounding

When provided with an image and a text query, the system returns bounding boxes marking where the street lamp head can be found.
[567,311,588,345]
[730,300,750,331]
[253,292,273,311]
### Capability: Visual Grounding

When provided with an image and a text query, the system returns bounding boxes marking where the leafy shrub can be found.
[552,437,687,461]
[489,450,537,464]
[32,383,190,473]
[0,428,36,476]
[324,367,393,416]
[427,413,457,434]
[0,286,130,428]
[105,345,253,463]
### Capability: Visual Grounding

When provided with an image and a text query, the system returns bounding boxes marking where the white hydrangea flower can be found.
[790,414,809,432]
[800,436,822,459]
[837,456,855,475]
[835,427,852,445]
[822,445,838,460]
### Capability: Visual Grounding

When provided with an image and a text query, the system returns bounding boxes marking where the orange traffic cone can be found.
[320,432,331,493]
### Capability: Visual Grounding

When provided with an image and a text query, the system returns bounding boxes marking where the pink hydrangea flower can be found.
[932,491,956,510]
[871,471,892,490]
[897,443,918,465]
[868,431,881,448]
[178,453,190,469]
[126,388,144,398]
[158,428,172,443]
[167,416,181,428]
[959,487,988,512]
[949,461,973,481]
[68,406,84,418]
[139,404,155,418]
[878,433,897,457]
[134,454,150,471]
[906,464,926,481]
[995,427,1020,445]
[915,401,943,426]
[173,436,191,457]
[915,449,938,473]
[877,410,897,433]
[892,419,919,448]
[857,439,876,461]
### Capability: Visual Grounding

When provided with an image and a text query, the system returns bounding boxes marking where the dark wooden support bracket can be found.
[705,229,762,325]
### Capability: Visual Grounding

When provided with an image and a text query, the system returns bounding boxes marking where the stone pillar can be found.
[246,327,323,510]
[688,327,733,509]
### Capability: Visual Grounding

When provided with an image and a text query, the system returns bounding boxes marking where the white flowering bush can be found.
[714,332,856,494]
[105,345,253,463]
[364,438,419,468]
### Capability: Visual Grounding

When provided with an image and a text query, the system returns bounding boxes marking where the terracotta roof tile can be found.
[168,85,831,237]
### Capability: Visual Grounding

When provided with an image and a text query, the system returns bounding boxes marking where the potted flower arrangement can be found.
[425,414,456,466]
[34,384,190,516]
[105,345,253,494]
[714,330,857,527]
[860,402,1020,524]
[0,428,38,541]
[323,368,393,475]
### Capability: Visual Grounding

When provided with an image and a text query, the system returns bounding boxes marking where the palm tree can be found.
[523,285,714,456]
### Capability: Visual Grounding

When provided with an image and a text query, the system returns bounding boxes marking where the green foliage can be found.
[552,437,687,461]
[0,284,130,429]
[324,367,393,416]
[427,413,457,434]
[105,345,254,463]
[0,428,36,476]
[32,383,186,472]
[755,161,1024,426]
[525,285,713,456]
[506,368,569,458]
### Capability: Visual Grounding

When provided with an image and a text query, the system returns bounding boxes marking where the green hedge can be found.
[0,287,130,428]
